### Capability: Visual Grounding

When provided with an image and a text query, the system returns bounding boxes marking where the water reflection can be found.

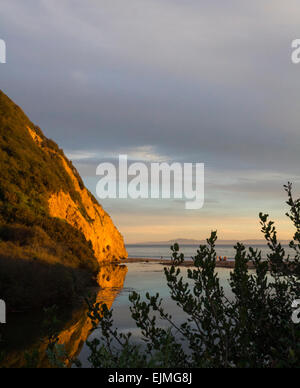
[1,264,128,368]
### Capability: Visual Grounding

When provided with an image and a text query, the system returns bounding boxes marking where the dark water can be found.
[0,264,128,368]
[0,259,268,367]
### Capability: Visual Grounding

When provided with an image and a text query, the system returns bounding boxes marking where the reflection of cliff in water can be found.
[1,265,128,368]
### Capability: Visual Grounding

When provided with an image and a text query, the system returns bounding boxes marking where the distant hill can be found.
[134,238,291,246]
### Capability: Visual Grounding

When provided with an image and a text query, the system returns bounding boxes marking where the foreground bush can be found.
[69,184,299,368]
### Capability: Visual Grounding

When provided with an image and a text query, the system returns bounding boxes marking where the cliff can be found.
[27,127,127,264]
[0,90,127,267]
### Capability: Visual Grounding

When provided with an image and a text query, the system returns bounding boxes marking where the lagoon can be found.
[77,262,235,367]
[1,261,247,368]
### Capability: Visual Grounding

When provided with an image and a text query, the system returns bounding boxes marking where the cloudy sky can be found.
[1,0,300,243]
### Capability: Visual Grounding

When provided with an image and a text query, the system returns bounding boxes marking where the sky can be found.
[1,0,300,243]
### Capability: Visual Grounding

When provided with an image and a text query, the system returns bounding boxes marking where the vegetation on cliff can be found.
[0,90,126,310]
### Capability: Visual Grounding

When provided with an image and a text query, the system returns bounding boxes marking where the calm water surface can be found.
[78,262,235,366]
[1,260,263,367]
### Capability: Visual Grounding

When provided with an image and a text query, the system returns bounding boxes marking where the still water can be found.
[77,262,235,367]
[1,262,235,368]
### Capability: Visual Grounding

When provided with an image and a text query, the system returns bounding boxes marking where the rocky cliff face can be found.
[26,117,127,265]
[48,191,127,264]
[0,90,127,267]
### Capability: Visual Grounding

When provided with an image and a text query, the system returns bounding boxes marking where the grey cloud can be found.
[1,0,300,231]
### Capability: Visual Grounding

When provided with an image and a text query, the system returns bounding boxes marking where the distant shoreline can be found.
[123,257,256,269]
[127,241,291,247]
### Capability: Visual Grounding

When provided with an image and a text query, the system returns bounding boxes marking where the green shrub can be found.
[77,184,300,368]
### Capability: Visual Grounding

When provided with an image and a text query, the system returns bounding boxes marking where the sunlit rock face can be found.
[0,90,127,266]
[27,127,128,264]
[2,265,128,368]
